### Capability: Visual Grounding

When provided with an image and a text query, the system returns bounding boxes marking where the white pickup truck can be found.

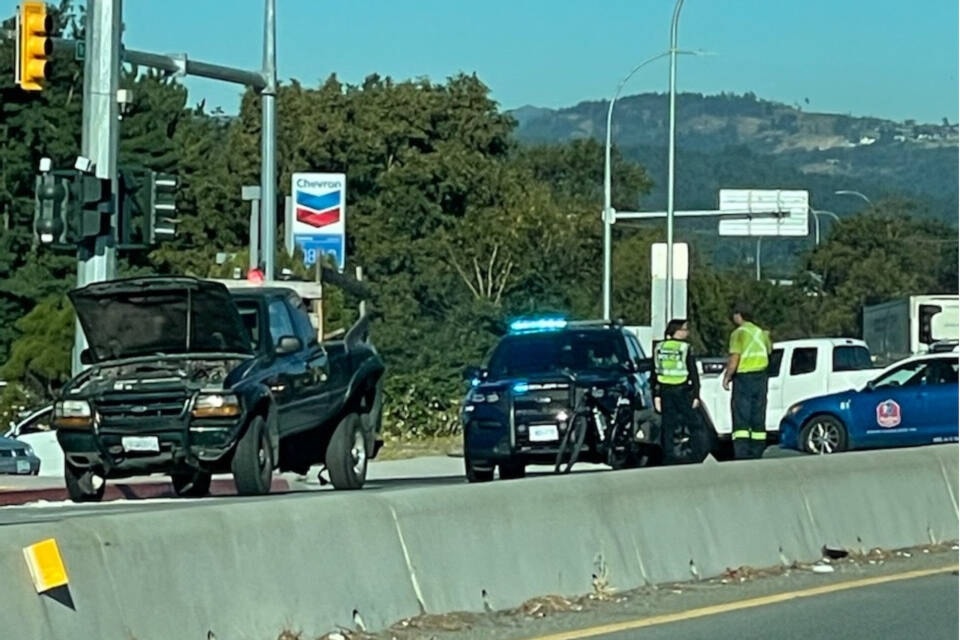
[697,338,881,456]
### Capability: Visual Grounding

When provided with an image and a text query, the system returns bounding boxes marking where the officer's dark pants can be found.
[731,370,768,459]
[661,384,705,464]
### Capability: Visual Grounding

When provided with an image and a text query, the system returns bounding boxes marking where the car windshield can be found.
[486,330,626,377]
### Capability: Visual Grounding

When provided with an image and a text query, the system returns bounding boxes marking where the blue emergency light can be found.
[508,316,568,334]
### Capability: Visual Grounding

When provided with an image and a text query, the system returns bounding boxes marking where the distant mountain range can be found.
[508,92,958,224]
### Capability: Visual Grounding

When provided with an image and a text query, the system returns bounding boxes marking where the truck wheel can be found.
[232,415,274,495]
[64,462,105,503]
[171,470,212,497]
[800,416,848,454]
[326,413,368,490]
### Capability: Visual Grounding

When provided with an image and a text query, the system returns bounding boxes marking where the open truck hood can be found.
[68,277,254,363]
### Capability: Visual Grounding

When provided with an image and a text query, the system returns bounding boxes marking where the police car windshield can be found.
[487,330,626,378]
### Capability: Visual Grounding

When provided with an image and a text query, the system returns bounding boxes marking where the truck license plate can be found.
[528,424,559,442]
[122,436,160,453]
[16,460,30,474]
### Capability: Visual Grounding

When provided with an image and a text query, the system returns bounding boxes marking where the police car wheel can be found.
[465,455,494,482]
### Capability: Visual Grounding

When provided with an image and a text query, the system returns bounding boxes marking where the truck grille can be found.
[95,390,189,424]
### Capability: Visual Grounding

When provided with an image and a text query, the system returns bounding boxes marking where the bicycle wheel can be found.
[554,412,589,474]
[606,409,635,470]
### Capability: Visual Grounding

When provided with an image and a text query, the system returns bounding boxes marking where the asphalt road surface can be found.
[368,546,958,640]
[0,456,610,526]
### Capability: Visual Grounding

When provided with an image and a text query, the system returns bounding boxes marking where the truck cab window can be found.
[832,345,873,372]
[767,349,784,378]
[268,299,296,348]
[789,348,817,376]
[288,296,319,348]
[234,300,261,350]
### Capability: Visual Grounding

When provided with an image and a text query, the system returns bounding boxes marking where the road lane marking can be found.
[526,565,959,640]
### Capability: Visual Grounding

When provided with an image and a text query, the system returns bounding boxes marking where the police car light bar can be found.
[509,317,568,333]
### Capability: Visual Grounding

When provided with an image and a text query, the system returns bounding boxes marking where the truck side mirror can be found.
[80,349,94,365]
[275,335,302,355]
[635,358,653,374]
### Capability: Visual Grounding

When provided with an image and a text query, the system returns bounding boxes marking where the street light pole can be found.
[602,51,671,320]
[601,44,704,320]
[665,0,685,322]
[810,208,840,245]
[834,190,872,206]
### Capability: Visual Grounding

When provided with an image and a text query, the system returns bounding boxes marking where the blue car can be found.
[779,352,959,454]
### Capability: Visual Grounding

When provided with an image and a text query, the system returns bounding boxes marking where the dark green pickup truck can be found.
[54,276,385,502]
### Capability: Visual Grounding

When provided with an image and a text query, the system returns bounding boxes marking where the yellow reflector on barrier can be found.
[23,538,69,592]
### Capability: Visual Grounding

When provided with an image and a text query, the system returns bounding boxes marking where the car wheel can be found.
[64,462,105,503]
[465,453,494,483]
[171,470,212,497]
[232,414,274,495]
[326,413,368,490]
[498,461,526,480]
[800,415,848,454]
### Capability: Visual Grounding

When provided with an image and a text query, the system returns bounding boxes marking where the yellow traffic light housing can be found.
[16,1,53,91]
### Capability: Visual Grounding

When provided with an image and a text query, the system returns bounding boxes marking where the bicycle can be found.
[554,374,636,474]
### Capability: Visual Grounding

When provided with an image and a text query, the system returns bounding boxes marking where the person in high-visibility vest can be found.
[652,318,704,464]
[722,302,773,459]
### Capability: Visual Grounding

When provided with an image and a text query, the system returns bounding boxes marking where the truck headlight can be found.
[192,393,241,418]
[53,399,94,430]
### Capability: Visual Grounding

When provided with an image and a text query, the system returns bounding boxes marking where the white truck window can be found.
[768,349,784,378]
[832,345,873,372]
[790,348,817,375]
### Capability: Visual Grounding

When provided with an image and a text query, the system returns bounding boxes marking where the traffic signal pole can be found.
[73,0,122,375]
[8,0,280,373]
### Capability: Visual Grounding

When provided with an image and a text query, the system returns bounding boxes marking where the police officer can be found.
[652,318,703,464]
[722,302,773,459]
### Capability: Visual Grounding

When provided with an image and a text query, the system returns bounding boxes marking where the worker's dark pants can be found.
[731,371,768,459]
[660,384,705,464]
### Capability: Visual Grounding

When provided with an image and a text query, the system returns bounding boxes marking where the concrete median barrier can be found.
[0,445,956,639]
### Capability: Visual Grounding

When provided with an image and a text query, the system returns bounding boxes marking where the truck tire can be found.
[232,415,274,495]
[326,413,368,490]
[65,462,105,503]
[171,470,212,497]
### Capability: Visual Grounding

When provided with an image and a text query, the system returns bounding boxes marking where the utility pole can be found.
[260,0,277,280]
[74,0,121,375]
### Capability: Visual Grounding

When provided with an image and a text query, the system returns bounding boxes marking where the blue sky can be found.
[7,0,959,122]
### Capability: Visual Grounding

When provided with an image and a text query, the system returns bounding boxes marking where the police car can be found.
[778,352,959,454]
[459,317,661,481]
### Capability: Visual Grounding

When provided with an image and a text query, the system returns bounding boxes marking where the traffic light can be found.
[71,174,112,241]
[33,170,111,248]
[16,1,53,92]
[147,172,179,243]
[34,173,69,246]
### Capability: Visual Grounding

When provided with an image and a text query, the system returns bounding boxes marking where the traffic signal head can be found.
[16,1,53,92]
[34,173,68,245]
[148,172,179,243]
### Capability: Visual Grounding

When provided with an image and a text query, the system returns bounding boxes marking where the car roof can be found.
[772,338,869,348]
[228,286,296,300]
